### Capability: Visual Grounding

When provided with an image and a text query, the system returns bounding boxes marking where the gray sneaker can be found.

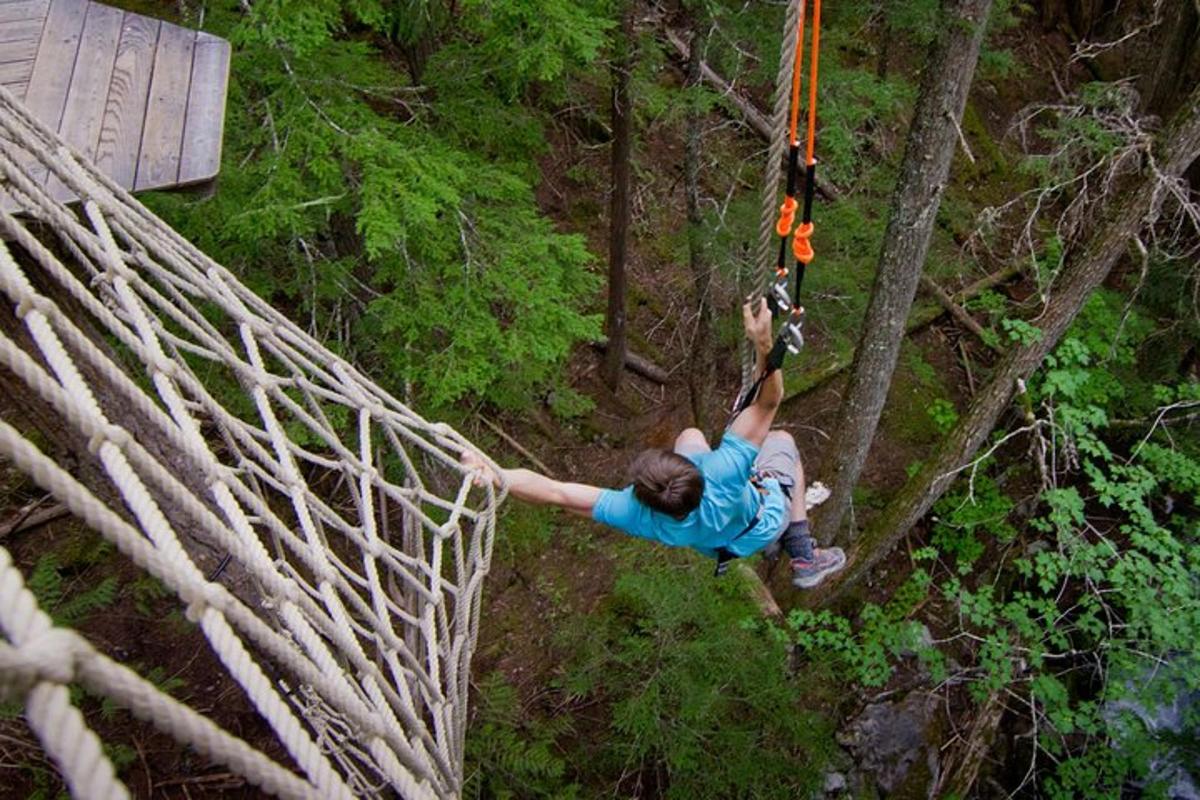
[790,547,846,588]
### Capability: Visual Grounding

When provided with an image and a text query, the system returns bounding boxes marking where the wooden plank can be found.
[0,59,35,83]
[178,31,228,183]
[0,38,38,64]
[0,0,49,23]
[95,12,158,187]
[2,80,29,100]
[20,0,86,187]
[134,21,194,190]
[47,1,123,201]
[0,18,41,42]
[24,0,87,131]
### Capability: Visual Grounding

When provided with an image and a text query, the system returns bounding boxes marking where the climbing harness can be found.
[732,0,822,419]
[713,472,788,576]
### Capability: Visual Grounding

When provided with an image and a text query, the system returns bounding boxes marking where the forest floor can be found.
[464,17,1085,798]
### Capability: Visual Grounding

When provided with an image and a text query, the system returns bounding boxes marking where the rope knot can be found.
[15,295,55,321]
[151,357,178,380]
[102,262,135,284]
[87,423,130,455]
[0,629,80,701]
[185,582,227,624]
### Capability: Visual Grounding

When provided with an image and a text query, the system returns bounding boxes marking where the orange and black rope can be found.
[734,0,822,419]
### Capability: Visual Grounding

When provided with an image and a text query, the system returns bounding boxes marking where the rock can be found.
[823,771,847,793]
[898,623,934,657]
[1024,539,1050,556]
[838,691,940,795]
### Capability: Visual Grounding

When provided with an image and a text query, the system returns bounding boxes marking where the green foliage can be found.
[930,473,1016,573]
[930,289,1200,794]
[151,1,602,413]
[127,575,172,618]
[464,672,578,800]
[26,537,118,627]
[927,398,959,434]
[1021,83,1139,186]
[555,563,831,798]
[1000,316,1042,345]
[785,568,941,688]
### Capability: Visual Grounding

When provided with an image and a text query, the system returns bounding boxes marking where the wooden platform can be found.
[0,0,230,201]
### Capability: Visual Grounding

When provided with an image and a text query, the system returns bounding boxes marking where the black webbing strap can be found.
[802,163,817,223]
[714,511,762,576]
[729,336,790,419]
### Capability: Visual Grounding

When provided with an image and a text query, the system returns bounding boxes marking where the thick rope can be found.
[0,82,499,800]
[745,0,805,389]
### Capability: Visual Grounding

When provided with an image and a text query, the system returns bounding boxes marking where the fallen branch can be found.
[783,264,1021,402]
[1,501,68,539]
[664,28,839,200]
[590,339,670,384]
[735,563,782,618]
[919,274,998,352]
[478,415,555,476]
[933,687,1006,797]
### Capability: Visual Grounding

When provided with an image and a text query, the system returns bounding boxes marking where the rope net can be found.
[0,84,504,799]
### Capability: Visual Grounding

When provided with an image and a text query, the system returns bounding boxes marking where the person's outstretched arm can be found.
[729,300,783,448]
[462,453,601,517]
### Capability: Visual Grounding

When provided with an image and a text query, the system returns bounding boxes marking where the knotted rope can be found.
[0,83,503,799]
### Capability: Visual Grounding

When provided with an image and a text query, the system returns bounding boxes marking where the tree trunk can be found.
[684,27,714,430]
[816,85,1200,603]
[813,0,994,545]
[389,0,450,84]
[876,0,891,80]
[0,254,258,603]
[1137,0,1200,117]
[604,5,634,391]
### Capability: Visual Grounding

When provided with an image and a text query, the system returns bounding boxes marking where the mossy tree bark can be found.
[813,85,1200,604]
[685,26,715,430]
[603,4,635,391]
[812,0,994,545]
[1138,0,1200,117]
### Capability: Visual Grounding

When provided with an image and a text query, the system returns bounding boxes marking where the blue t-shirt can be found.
[592,433,788,558]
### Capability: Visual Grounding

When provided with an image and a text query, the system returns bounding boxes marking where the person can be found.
[462,301,846,588]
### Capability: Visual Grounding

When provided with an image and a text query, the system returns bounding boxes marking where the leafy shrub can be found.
[555,563,832,798]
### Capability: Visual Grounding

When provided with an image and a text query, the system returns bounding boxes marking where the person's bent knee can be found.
[765,429,796,449]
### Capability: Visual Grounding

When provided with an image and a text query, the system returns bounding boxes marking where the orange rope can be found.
[775,0,822,270]
[805,0,821,165]
[777,2,808,241]
[787,1,807,146]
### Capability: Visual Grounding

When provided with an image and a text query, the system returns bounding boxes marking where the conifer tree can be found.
[604,2,635,390]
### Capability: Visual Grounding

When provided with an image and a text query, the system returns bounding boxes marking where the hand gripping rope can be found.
[733,0,822,418]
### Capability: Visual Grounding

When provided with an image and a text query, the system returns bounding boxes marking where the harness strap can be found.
[713,475,794,577]
[713,475,773,576]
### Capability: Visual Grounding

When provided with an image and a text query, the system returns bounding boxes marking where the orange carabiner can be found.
[792,222,815,264]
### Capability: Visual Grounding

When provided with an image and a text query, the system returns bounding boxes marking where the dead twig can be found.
[1,501,69,539]
[921,274,998,352]
[477,416,555,477]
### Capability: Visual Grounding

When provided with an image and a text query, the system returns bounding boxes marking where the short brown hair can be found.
[628,449,704,519]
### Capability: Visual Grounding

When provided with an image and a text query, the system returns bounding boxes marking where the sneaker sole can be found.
[792,552,847,589]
